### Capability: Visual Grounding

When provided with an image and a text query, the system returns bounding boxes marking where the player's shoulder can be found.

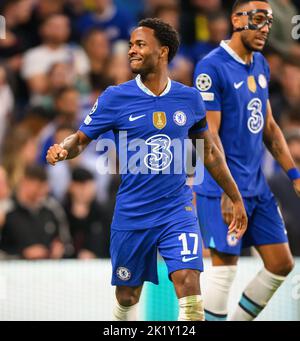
[171,80,202,106]
[98,79,137,101]
[171,80,200,97]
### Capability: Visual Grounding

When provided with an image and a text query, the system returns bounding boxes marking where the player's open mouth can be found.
[130,58,142,63]
[255,36,267,44]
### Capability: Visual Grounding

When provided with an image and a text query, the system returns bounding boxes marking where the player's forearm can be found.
[60,131,88,160]
[204,139,241,203]
[191,131,242,203]
[264,123,296,172]
[210,131,225,156]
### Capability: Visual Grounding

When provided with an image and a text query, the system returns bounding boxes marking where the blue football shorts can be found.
[196,189,288,255]
[110,219,203,286]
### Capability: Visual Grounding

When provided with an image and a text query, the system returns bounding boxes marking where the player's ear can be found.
[231,13,241,31]
[160,46,169,61]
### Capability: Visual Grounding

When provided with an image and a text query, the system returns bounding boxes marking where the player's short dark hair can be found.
[232,0,269,13]
[138,18,180,63]
[24,165,48,182]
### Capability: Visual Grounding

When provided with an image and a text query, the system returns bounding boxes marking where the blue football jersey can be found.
[80,75,207,230]
[193,40,270,197]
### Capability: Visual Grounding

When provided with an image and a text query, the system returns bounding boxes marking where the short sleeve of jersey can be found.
[194,59,222,112]
[189,88,208,134]
[79,87,118,140]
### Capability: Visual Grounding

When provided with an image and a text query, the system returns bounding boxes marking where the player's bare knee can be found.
[172,270,200,295]
[280,258,295,276]
[266,258,295,277]
[116,287,140,306]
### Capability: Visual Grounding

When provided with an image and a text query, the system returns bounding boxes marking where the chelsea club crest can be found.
[173,111,187,126]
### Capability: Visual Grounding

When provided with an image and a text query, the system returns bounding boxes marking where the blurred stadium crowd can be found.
[0,0,300,260]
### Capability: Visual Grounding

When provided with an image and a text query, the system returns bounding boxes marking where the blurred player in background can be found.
[47,18,248,321]
[194,0,300,321]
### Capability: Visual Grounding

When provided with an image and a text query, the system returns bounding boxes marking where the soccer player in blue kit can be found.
[46,18,248,321]
[194,0,300,321]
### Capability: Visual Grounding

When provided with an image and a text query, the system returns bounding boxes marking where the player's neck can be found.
[140,70,169,96]
[228,36,253,65]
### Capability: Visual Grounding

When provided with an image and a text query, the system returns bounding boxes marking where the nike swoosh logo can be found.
[129,114,146,122]
[182,256,199,263]
[234,81,244,89]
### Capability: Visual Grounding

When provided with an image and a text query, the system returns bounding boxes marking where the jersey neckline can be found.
[135,74,172,97]
[220,40,253,65]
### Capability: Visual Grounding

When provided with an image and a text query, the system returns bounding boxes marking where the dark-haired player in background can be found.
[194,0,300,321]
[47,18,248,321]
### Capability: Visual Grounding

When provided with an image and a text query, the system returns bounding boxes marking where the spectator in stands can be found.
[0,166,11,228]
[280,61,300,110]
[180,0,223,45]
[0,0,36,66]
[268,0,300,62]
[65,0,96,43]
[0,66,14,151]
[38,86,81,164]
[82,28,112,86]
[75,0,136,44]
[106,42,133,85]
[22,0,67,48]
[64,167,111,259]
[141,0,180,19]
[2,126,39,191]
[34,0,66,22]
[0,165,72,260]
[36,64,90,110]
[264,48,285,122]
[187,11,230,64]
[0,0,36,108]
[280,108,300,131]
[21,14,90,101]
[269,128,300,256]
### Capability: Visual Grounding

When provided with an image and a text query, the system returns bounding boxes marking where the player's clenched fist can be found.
[46,144,68,166]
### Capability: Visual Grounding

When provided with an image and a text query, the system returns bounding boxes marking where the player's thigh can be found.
[210,249,239,266]
[196,194,243,256]
[158,221,203,292]
[110,228,159,286]
[247,192,294,275]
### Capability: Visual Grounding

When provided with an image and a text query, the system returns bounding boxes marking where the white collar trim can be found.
[135,74,171,97]
[220,40,253,65]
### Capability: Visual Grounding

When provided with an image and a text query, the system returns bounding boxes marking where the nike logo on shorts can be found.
[182,256,199,262]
